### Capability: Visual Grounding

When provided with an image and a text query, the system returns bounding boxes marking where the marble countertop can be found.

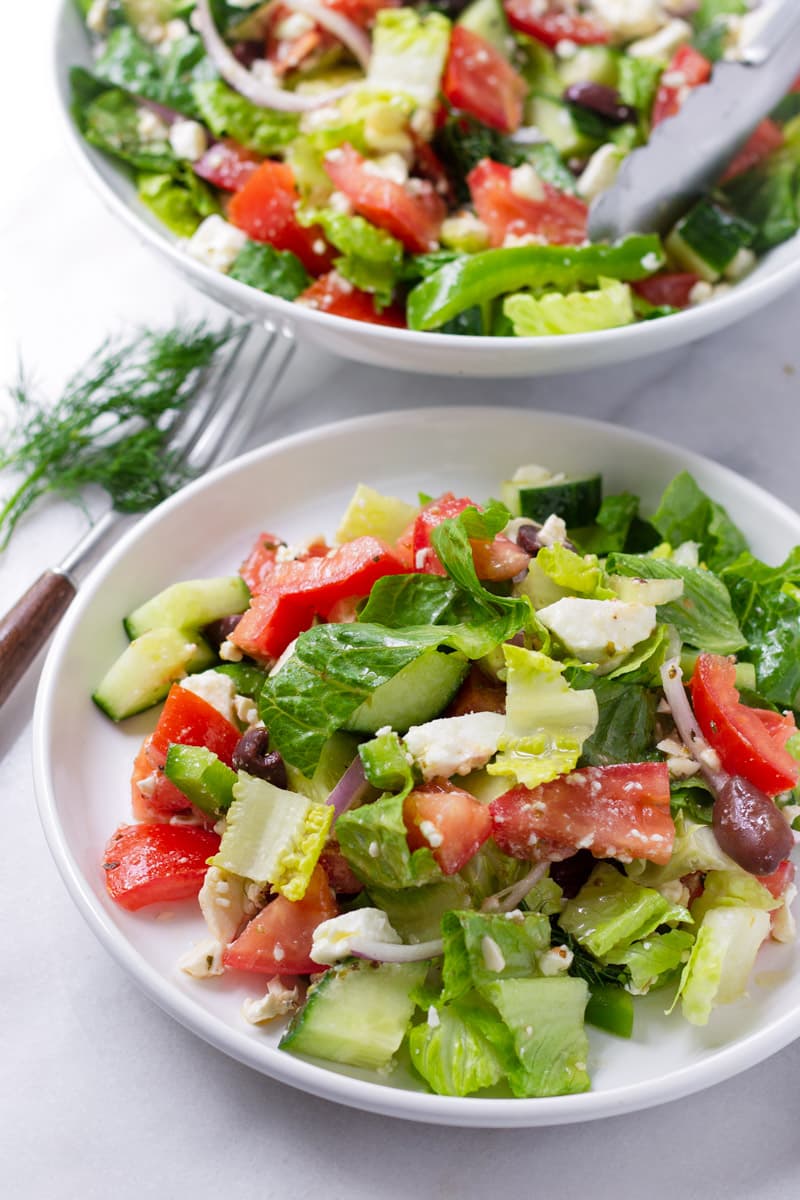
[3,6,800,1198]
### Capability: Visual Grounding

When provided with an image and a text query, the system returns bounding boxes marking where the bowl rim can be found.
[31,403,800,1128]
[53,0,800,359]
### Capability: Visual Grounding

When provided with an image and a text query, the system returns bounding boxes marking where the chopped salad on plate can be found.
[95,464,800,1099]
[71,0,800,335]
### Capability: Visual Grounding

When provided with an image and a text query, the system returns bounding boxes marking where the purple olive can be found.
[515,522,576,555]
[713,775,794,876]
[202,614,242,649]
[232,728,287,789]
[564,82,637,125]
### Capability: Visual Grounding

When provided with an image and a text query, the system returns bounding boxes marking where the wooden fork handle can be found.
[0,569,76,707]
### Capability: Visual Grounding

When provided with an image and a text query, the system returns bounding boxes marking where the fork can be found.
[0,319,295,709]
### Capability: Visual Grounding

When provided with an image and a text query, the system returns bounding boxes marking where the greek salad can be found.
[96,465,800,1098]
[72,1,800,335]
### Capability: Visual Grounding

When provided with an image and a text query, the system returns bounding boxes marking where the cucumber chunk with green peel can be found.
[164,745,237,816]
[280,960,426,1070]
[124,576,250,640]
[335,483,419,545]
[343,647,469,734]
[528,95,603,158]
[92,627,215,721]
[503,472,602,527]
[557,46,619,89]
[666,200,755,282]
[457,0,511,57]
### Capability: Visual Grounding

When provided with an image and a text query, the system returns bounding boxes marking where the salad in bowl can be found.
[68,0,800,339]
[92,458,800,1101]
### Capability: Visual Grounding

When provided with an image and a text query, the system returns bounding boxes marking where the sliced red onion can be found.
[350,937,444,962]
[481,861,549,913]
[282,0,371,70]
[194,0,355,112]
[660,657,728,792]
[505,631,526,647]
[327,755,378,818]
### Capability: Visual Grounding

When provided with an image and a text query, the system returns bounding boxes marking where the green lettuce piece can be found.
[359,574,466,628]
[368,878,473,942]
[336,790,441,890]
[300,209,403,306]
[573,492,640,556]
[504,278,635,337]
[458,839,535,908]
[529,543,612,599]
[191,79,299,154]
[720,549,800,710]
[669,777,715,825]
[560,863,690,960]
[93,24,217,119]
[694,0,748,59]
[72,73,177,172]
[606,552,746,654]
[287,120,369,203]
[211,772,333,900]
[617,55,662,132]
[630,817,738,887]
[228,240,310,300]
[408,1000,506,1096]
[722,120,800,252]
[576,676,657,767]
[137,167,220,235]
[365,9,451,109]
[650,471,749,572]
[690,869,781,925]
[482,977,591,1097]
[441,910,552,1002]
[488,644,598,788]
[676,905,771,1025]
[610,929,694,993]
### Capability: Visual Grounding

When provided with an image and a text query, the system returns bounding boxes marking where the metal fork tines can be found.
[0,319,295,709]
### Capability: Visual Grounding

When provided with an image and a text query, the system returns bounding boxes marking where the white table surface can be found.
[3,5,800,1197]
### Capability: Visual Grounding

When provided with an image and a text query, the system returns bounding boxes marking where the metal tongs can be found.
[588,0,800,240]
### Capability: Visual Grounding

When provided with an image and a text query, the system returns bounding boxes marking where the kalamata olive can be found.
[202,614,242,649]
[516,522,577,555]
[713,775,794,876]
[549,849,596,899]
[563,82,637,125]
[232,728,288,789]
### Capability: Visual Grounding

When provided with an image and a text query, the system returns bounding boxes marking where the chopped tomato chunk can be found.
[720,118,784,183]
[228,161,332,274]
[298,272,406,326]
[103,823,220,911]
[323,143,446,253]
[691,653,799,797]
[504,1,610,47]
[147,684,242,769]
[231,536,407,660]
[468,158,588,248]
[759,859,795,900]
[193,139,261,192]
[652,44,711,126]
[223,864,337,974]
[240,531,284,595]
[443,26,527,134]
[404,780,493,874]
[130,737,192,821]
[490,763,675,865]
[632,272,700,309]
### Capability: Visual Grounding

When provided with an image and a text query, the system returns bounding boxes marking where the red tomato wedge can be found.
[720,118,784,183]
[231,536,407,660]
[490,763,675,865]
[223,864,337,974]
[298,272,407,326]
[228,161,332,274]
[404,781,493,875]
[632,273,700,309]
[413,493,474,575]
[147,684,242,770]
[443,26,527,134]
[193,140,261,192]
[759,859,795,900]
[652,44,711,126]
[468,158,588,248]
[130,737,192,822]
[691,653,799,797]
[103,824,220,911]
[323,143,446,253]
[240,531,284,595]
[504,1,610,47]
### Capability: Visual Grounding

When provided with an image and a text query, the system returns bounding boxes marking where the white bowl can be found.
[53,2,800,378]
[32,406,800,1127]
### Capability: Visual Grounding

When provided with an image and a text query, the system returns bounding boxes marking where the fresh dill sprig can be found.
[0,321,235,550]
[550,919,630,991]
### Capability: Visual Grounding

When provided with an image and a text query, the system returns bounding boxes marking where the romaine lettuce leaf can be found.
[676,905,771,1025]
[488,644,598,788]
[441,910,552,1002]
[650,471,749,572]
[504,278,635,337]
[228,240,310,300]
[364,9,451,109]
[336,790,441,890]
[137,167,220,235]
[575,676,657,767]
[300,209,403,306]
[93,24,217,119]
[481,977,591,1097]
[408,1001,506,1096]
[72,74,177,172]
[610,929,694,993]
[191,79,299,154]
[720,549,800,710]
[560,863,690,960]
[690,869,781,925]
[528,543,613,599]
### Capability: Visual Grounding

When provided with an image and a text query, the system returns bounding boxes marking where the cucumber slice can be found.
[528,95,603,158]
[503,472,602,527]
[343,647,469,735]
[557,46,619,89]
[164,745,238,816]
[457,0,511,57]
[92,627,214,721]
[335,483,419,545]
[124,576,250,640]
[280,960,426,1070]
[666,200,755,282]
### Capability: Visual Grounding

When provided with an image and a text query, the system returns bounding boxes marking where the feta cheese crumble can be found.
[536,597,657,671]
[185,216,247,274]
[404,712,506,781]
[242,978,302,1024]
[310,909,402,965]
[180,669,237,724]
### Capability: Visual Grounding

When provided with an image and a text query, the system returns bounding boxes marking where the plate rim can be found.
[53,0,800,368]
[32,404,800,1128]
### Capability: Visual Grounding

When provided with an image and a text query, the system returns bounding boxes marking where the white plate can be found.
[54,2,800,378]
[33,407,800,1127]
